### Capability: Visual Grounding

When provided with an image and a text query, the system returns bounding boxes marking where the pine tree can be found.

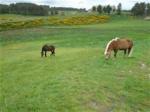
[117,3,122,15]
[97,5,102,14]
[92,6,96,12]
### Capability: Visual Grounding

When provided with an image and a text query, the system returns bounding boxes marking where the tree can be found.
[106,5,112,14]
[131,2,146,16]
[146,3,150,15]
[97,5,102,14]
[92,6,96,12]
[51,10,54,15]
[0,3,49,16]
[55,10,58,15]
[112,6,116,13]
[103,6,107,13]
[117,3,122,15]
[0,4,9,13]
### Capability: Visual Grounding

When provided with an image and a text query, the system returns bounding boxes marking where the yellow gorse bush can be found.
[47,15,110,25]
[0,15,110,31]
[0,19,45,30]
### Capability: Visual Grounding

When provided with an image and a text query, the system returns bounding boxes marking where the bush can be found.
[0,19,45,31]
[47,15,110,25]
[0,15,110,31]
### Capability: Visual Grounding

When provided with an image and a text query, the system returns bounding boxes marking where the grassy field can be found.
[0,15,150,112]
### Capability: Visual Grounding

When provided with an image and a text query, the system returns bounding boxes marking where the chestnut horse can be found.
[104,37,133,59]
[41,44,55,57]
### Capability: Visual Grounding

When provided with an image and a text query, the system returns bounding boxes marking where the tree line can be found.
[0,2,150,16]
[92,3,121,15]
[0,3,49,16]
[0,3,86,16]
[50,7,86,11]
[131,2,150,16]
[49,7,86,15]
[92,2,150,16]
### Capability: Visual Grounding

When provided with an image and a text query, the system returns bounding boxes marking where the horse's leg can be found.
[45,51,47,57]
[52,50,55,56]
[51,51,54,56]
[51,49,55,56]
[41,51,43,57]
[50,50,53,56]
[114,50,118,58]
[50,51,52,56]
[53,49,55,56]
[128,48,131,57]
[124,49,127,57]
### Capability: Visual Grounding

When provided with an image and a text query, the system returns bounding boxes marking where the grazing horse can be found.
[41,44,55,57]
[104,37,133,59]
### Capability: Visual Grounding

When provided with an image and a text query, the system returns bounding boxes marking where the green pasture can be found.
[0,15,150,112]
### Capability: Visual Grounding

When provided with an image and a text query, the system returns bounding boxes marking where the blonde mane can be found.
[104,37,120,55]
[114,37,119,41]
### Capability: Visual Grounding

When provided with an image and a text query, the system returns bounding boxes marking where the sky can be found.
[0,0,150,10]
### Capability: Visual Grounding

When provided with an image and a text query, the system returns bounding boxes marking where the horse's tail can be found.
[128,40,133,57]
[128,47,133,57]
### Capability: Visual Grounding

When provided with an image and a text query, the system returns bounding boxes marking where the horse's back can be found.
[42,44,55,51]
[117,38,133,49]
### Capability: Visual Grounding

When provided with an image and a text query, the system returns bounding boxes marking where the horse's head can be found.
[104,39,115,59]
[104,50,111,59]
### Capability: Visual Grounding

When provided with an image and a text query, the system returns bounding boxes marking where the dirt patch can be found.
[140,63,147,69]
[86,100,110,112]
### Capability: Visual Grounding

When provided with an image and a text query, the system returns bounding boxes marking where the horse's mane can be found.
[104,37,120,55]
[114,37,120,41]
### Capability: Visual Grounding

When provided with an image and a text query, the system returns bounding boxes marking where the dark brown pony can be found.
[41,44,55,57]
[104,37,133,59]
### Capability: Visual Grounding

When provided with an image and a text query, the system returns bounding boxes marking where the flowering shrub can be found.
[47,15,110,25]
[0,15,110,31]
[0,19,45,30]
